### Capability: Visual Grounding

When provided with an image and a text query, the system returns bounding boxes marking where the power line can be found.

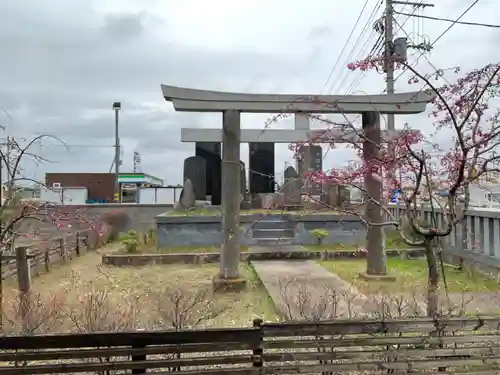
[329,1,384,93]
[345,2,417,95]
[392,16,452,85]
[345,35,382,94]
[393,0,480,83]
[43,144,115,148]
[394,1,421,33]
[430,0,479,47]
[319,0,371,93]
[395,11,500,28]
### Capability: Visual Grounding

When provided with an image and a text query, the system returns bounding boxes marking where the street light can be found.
[113,102,121,203]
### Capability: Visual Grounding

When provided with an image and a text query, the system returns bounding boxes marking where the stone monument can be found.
[183,156,206,200]
[175,178,196,210]
[298,145,323,195]
[325,183,339,207]
[338,185,350,208]
[195,142,221,205]
[282,166,302,207]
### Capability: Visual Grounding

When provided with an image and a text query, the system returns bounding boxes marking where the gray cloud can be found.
[0,0,497,184]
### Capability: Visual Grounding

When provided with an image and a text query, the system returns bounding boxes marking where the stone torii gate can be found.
[161,85,435,289]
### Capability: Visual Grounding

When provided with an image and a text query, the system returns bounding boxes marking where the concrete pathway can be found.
[251,260,373,320]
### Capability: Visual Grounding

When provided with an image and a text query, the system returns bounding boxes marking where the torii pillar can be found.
[161,85,435,290]
[220,110,241,282]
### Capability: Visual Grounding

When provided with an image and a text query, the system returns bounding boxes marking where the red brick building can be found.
[45,172,164,203]
[45,173,116,203]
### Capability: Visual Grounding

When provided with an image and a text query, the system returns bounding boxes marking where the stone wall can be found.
[61,204,173,231]
[290,215,365,245]
[156,213,366,247]
[156,215,256,247]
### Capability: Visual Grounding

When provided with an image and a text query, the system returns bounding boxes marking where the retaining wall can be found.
[102,248,425,266]
[156,213,366,247]
[58,204,173,231]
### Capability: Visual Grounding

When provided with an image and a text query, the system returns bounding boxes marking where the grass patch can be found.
[240,262,278,322]
[307,230,413,251]
[320,258,500,294]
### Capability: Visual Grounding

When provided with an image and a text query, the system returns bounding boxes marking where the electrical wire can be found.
[393,0,480,86]
[344,36,382,94]
[393,16,452,85]
[43,144,115,148]
[343,1,419,95]
[319,0,372,93]
[329,2,384,94]
[395,11,500,28]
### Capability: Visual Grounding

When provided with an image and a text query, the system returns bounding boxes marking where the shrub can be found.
[101,211,130,242]
[119,229,139,253]
[310,228,328,245]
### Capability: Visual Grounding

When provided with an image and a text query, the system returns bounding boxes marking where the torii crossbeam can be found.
[161,85,435,114]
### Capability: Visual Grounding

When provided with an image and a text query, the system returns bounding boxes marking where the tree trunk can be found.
[425,237,440,317]
[0,255,3,332]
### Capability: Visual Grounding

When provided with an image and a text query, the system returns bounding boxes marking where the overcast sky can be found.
[0,0,498,185]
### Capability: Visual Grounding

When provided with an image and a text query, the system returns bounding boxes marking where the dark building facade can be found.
[45,173,115,202]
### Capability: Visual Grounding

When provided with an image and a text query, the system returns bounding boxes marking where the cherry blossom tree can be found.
[292,61,500,315]
[0,134,109,329]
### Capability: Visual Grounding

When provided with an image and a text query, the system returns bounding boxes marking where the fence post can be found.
[82,232,89,249]
[16,246,31,331]
[57,238,65,263]
[44,249,50,272]
[16,246,31,293]
[66,235,73,261]
[252,318,264,368]
[32,252,40,276]
[75,232,80,256]
[131,328,146,374]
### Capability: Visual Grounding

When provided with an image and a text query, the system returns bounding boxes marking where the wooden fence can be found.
[0,229,104,281]
[0,316,499,374]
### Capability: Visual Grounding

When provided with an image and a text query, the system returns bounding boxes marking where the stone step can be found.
[253,220,291,230]
[253,228,294,239]
[255,238,294,246]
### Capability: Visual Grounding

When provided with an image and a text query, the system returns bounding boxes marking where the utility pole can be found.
[112,102,121,203]
[385,0,434,192]
[5,136,12,190]
[133,151,141,173]
[385,0,395,134]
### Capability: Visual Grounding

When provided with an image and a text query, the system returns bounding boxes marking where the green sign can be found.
[119,174,145,180]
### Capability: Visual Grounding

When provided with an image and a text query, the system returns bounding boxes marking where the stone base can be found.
[212,275,247,292]
[358,272,397,282]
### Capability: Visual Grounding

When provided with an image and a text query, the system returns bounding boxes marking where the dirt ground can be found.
[2,244,277,334]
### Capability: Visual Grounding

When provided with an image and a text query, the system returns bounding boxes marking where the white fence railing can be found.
[387,204,500,260]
